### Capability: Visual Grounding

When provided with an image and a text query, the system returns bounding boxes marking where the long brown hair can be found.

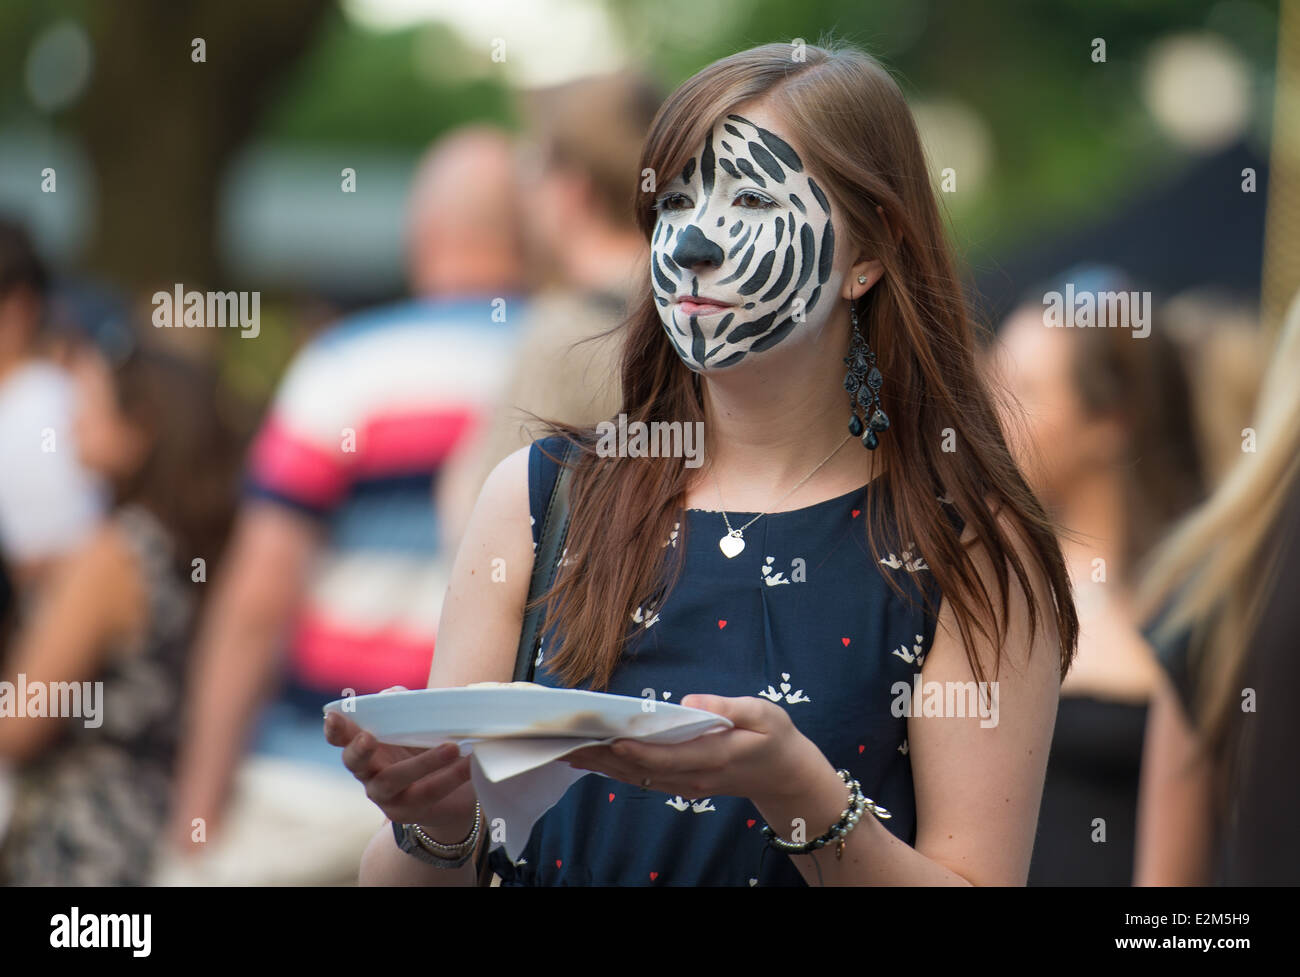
[1016,267,1207,576]
[110,341,243,585]
[530,40,1078,692]
[1072,315,1205,574]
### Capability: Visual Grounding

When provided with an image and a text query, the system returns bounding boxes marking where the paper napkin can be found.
[465,717,731,863]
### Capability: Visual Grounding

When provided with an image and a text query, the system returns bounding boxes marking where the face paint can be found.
[650,112,835,371]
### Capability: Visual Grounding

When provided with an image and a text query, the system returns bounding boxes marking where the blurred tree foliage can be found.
[258,10,518,147]
[2,0,1279,282]
[0,0,1281,389]
[1,0,336,289]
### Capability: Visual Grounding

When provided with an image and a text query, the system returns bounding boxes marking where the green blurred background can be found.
[0,0,1284,398]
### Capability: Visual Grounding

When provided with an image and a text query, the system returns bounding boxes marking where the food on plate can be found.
[464,681,545,689]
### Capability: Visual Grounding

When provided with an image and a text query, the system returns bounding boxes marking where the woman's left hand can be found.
[563,694,824,806]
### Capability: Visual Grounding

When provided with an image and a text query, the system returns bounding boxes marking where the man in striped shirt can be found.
[165,126,527,856]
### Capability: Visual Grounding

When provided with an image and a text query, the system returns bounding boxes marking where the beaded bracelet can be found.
[760,769,892,860]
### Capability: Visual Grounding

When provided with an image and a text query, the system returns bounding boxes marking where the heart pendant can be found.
[719,532,745,559]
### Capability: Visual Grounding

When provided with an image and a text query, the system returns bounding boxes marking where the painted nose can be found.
[671,224,725,270]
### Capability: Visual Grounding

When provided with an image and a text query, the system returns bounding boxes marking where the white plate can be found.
[322,685,733,748]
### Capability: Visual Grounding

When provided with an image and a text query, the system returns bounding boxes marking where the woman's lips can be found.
[677,297,733,316]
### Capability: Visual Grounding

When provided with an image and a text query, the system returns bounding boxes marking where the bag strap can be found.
[479,438,577,886]
[512,437,577,682]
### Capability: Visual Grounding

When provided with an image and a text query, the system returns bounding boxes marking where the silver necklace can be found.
[711,434,854,558]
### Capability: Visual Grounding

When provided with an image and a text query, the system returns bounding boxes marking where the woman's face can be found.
[990,307,1116,507]
[71,349,146,481]
[650,102,842,371]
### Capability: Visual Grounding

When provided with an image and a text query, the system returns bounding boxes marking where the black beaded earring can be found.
[843,288,889,450]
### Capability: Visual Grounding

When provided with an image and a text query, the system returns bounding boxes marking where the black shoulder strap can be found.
[512,438,576,682]
[479,438,577,886]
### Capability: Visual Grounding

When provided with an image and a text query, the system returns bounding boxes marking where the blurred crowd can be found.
[0,66,1297,886]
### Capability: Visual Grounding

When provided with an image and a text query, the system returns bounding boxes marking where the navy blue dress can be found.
[488,434,948,886]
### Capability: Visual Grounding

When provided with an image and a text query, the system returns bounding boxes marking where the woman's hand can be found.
[324,697,476,836]
[562,694,825,806]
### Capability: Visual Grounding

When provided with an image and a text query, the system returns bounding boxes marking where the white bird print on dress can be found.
[891,634,926,667]
[760,556,790,587]
[662,521,680,548]
[758,672,811,704]
[631,602,661,629]
[665,796,716,813]
[880,544,928,572]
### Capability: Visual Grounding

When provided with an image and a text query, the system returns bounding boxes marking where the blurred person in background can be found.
[987,266,1205,884]
[436,73,661,552]
[1136,286,1300,885]
[0,336,240,883]
[0,218,105,615]
[162,124,527,875]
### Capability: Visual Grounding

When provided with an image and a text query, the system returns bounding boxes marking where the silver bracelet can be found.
[393,802,482,868]
[414,802,481,855]
[760,770,891,859]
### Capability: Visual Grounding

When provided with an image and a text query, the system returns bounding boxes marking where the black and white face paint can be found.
[650,112,835,371]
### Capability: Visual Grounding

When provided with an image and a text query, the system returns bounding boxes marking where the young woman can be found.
[1135,287,1300,884]
[0,337,240,883]
[988,269,1205,884]
[327,40,1078,886]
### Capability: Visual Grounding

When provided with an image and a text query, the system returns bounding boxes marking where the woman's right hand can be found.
[324,697,477,837]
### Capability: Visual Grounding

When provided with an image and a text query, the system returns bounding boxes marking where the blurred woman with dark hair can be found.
[0,337,241,883]
[988,267,1206,884]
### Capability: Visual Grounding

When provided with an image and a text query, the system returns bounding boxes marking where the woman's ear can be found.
[842,259,884,300]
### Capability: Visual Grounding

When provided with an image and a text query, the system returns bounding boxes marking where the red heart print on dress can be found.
[718,619,727,629]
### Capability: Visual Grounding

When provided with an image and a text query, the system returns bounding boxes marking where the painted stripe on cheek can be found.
[653,255,677,293]
[728,227,752,259]
[717,244,755,284]
[793,223,815,290]
[758,244,795,302]
[817,222,835,285]
[738,250,776,296]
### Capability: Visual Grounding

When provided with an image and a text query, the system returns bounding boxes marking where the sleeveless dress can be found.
[0,505,193,884]
[487,435,951,886]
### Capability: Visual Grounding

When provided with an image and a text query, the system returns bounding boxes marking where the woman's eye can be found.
[734,191,775,209]
[654,193,692,212]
